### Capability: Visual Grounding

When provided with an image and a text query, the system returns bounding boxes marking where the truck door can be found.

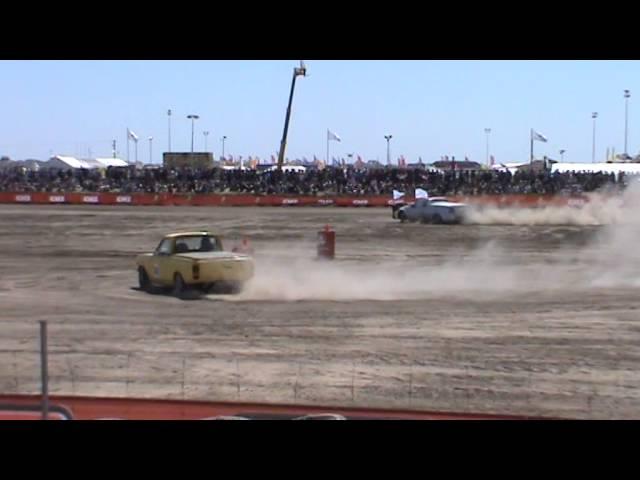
[152,238,174,285]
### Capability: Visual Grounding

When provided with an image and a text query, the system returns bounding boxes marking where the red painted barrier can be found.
[0,394,555,420]
[0,191,597,208]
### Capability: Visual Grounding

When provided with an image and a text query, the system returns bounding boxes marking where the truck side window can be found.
[156,239,173,255]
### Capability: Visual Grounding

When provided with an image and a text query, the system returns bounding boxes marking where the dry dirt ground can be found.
[1,204,640,419]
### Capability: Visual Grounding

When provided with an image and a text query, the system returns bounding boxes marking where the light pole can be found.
[484,128,491,166]
[384,135,393,166]
[203,131,209,152]
[187,114,199,153]
[560,149,565,162]
[624,89,631,156]
[167,109,172,152]
[221,136,227,161]
[148,136,153,164]
[592,112,598,163]
[277,61,307,170]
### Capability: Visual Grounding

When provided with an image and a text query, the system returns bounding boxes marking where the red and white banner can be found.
[0,192,594,208]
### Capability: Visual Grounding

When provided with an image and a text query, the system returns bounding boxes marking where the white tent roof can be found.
[52,156,92,169]
[266,165,306,172]
[95,157,128,168]
[222,165,249,170]
[551,162,640,175]
[490,162,528,174]
[48,156,129,169]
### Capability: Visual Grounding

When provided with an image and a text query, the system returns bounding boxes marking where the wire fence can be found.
[1,349,639,419]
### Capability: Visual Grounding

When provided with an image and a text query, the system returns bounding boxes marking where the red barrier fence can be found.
[0,394,552,420]
[0,191,595,208]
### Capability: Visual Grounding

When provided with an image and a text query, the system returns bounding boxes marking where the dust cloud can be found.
[464,196,625,226]
[236,186,640,301]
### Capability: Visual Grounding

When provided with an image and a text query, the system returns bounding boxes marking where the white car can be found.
[397,197,467,224]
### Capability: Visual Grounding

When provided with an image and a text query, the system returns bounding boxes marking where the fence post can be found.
[181,357,186,400]
[126,353,131,396]
[13,352,19,392]
[294,362,300,402]
[588,371,598,419]
[351,362,356,403]
[235,358,240,398]
[408,366,413,407]
[68,358,75,395]
[39,320,49,420]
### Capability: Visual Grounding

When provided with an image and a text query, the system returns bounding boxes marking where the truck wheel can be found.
[432,214,443,224]
[398,211,407,223]
[173,273,186,298]
[138,267,151,292]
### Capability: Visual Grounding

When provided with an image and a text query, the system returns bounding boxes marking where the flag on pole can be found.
[327,130,341,142]
[127,129,139,142]
[532,130,548,142]
[393,190,405,202]
[415,188,429,200]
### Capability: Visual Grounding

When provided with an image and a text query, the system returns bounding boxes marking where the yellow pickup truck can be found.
[135,232,254,297]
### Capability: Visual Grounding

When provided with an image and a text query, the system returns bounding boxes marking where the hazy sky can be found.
[0,60,638,164]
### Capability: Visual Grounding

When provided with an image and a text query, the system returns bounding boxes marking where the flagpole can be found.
[127,128,130,164]
[326,130,330,167]
[168,109,172,153]
[530,128,534,165]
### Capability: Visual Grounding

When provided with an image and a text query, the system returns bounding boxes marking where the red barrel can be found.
[317,225,335,259]
[232,237,254,255]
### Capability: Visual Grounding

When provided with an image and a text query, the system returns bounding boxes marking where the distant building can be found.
[366,160,384,169]
[163,152,213,169]
[45,155,128,170]
[432,160,482,171]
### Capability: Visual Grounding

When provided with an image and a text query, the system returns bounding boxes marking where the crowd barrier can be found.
[0,191,594,208]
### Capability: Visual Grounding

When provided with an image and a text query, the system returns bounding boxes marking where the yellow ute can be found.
[135,232,254,297]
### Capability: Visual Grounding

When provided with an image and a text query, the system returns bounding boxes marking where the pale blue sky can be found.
[0,60,638,164]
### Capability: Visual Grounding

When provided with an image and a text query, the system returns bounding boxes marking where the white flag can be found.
[532,130,547,142]
[393,190,405,201]
[128,129,139,141]
[415,188,429,200]
[327,129,341,142]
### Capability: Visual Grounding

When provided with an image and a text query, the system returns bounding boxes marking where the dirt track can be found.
[1,204,640,419]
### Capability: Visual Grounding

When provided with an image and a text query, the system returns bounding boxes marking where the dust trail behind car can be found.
[463,195,624,226]
[233,185,640,302]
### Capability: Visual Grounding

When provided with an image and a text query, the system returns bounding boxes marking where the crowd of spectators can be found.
[0,165,630,196]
